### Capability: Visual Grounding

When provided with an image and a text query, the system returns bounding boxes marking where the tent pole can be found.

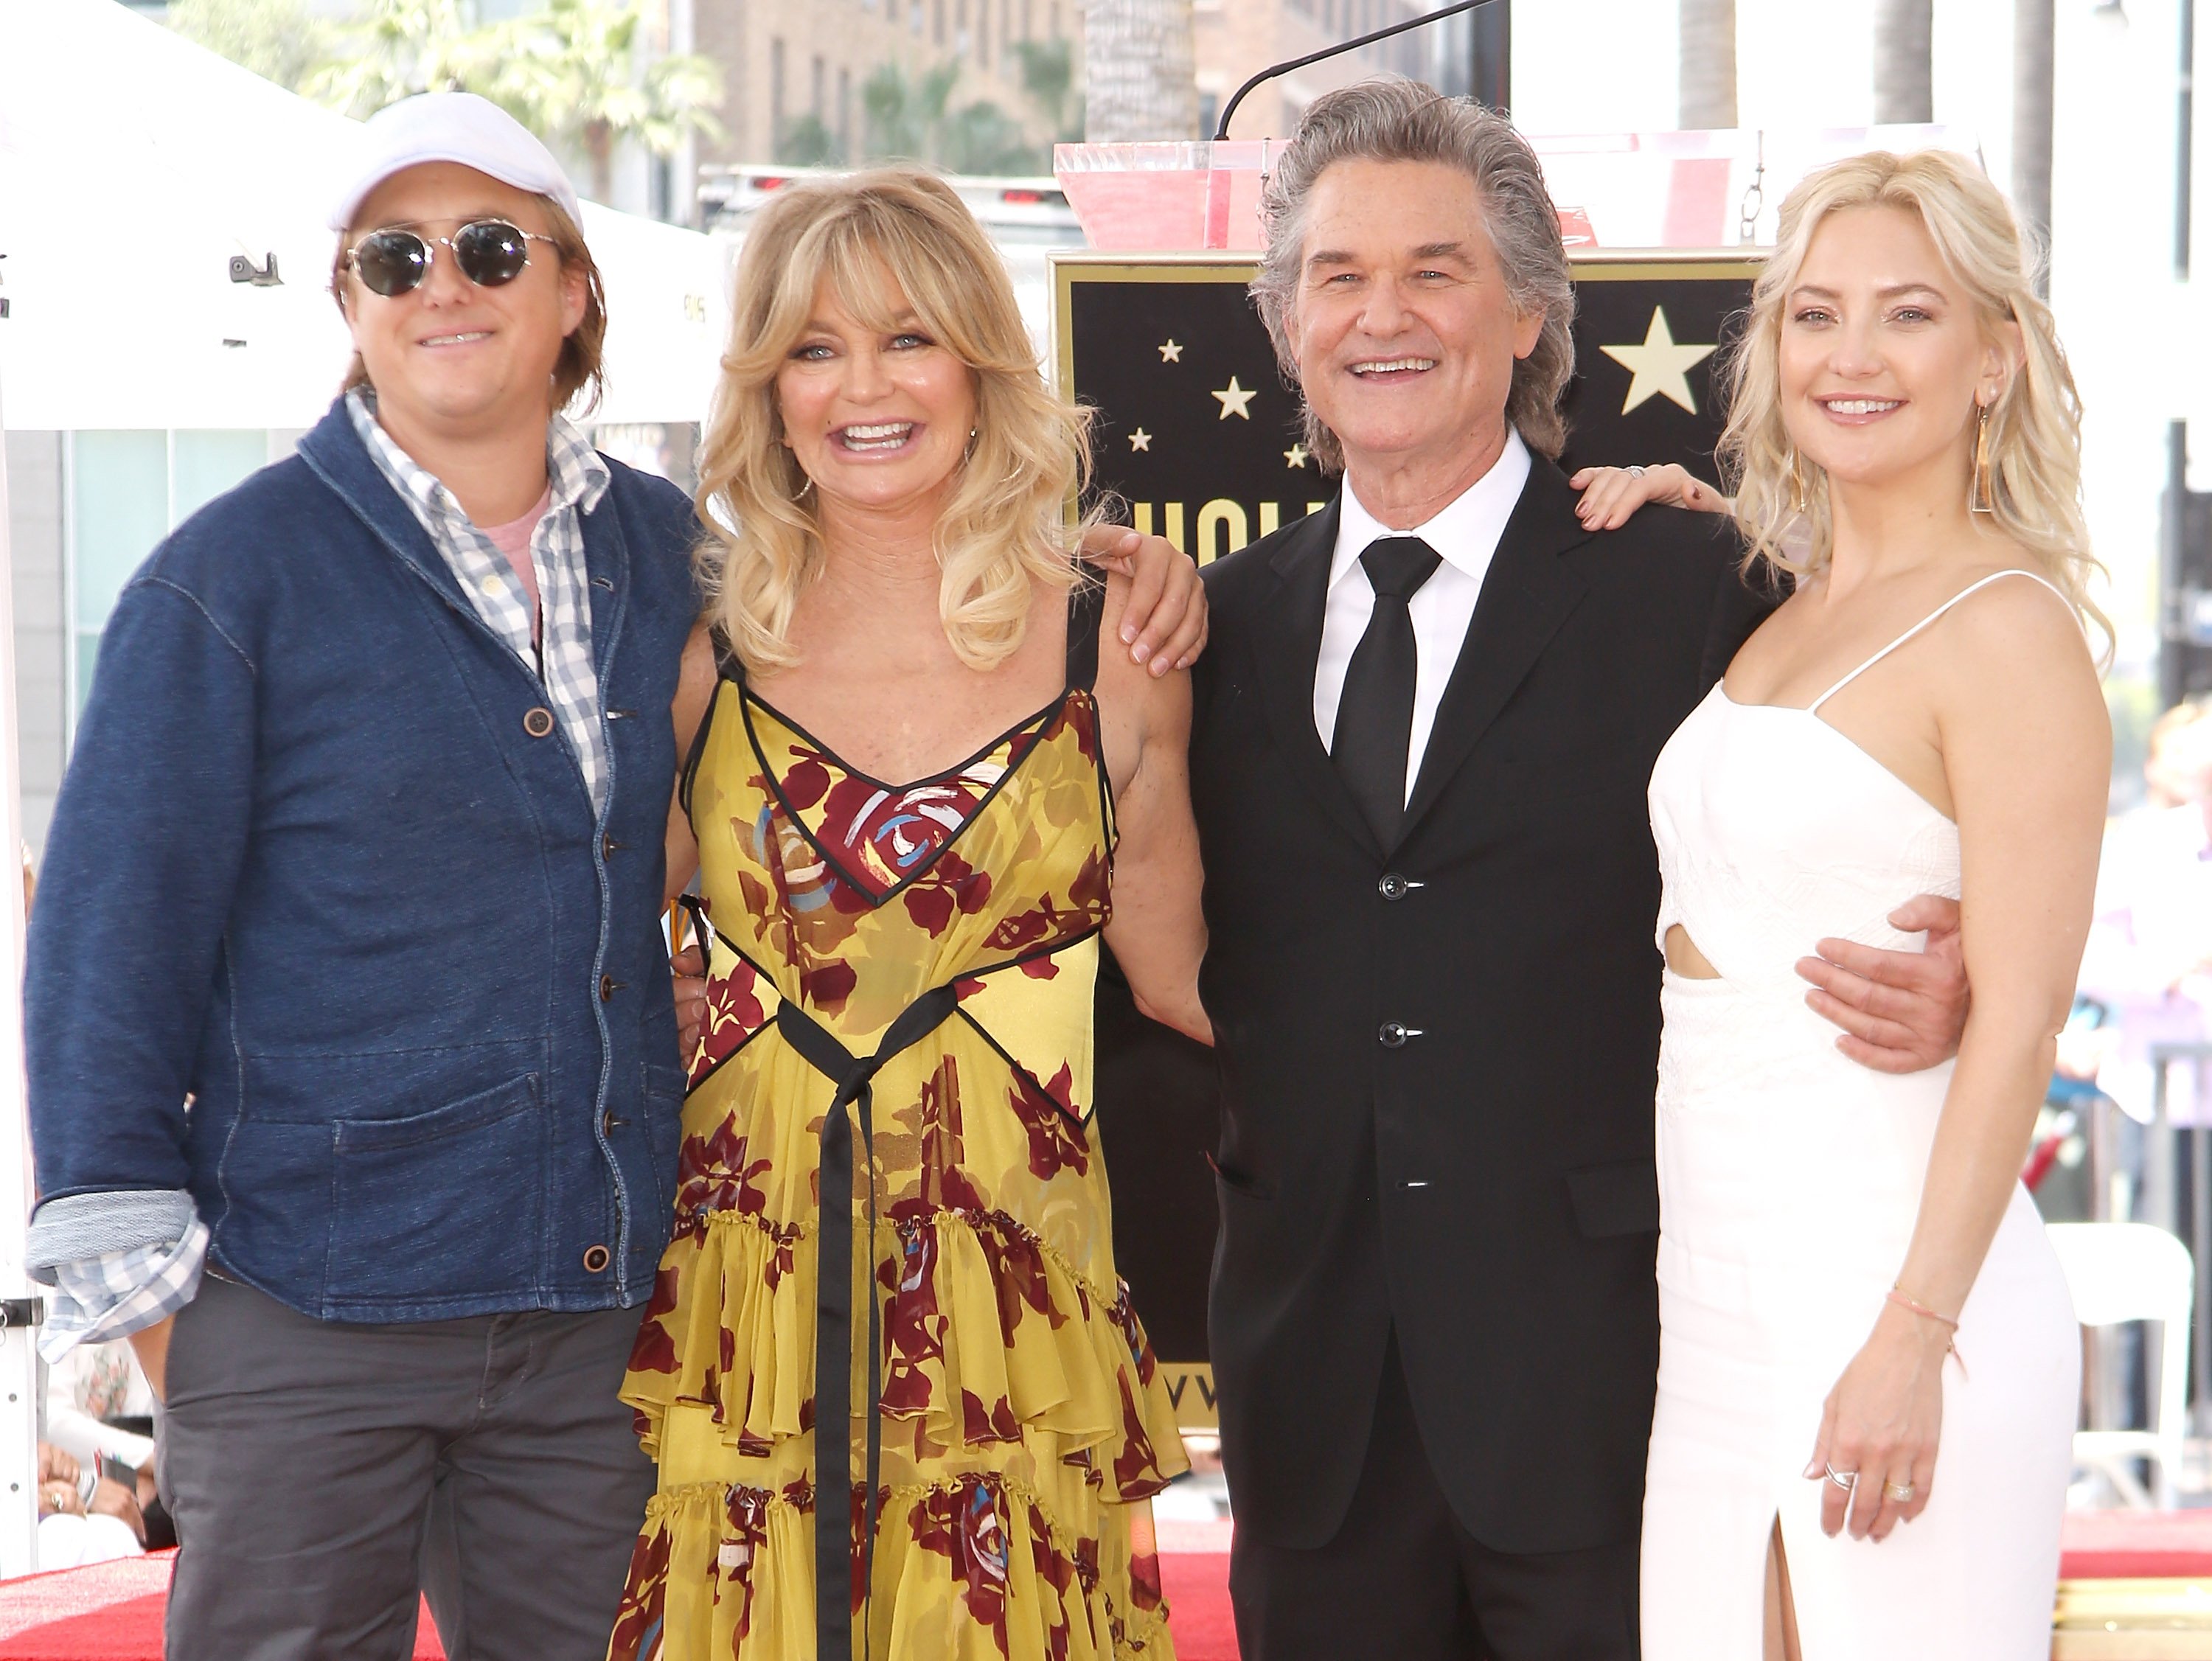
[0,367,47,1576]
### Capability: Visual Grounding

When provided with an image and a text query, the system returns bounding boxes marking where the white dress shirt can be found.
[1313,428,1532,801]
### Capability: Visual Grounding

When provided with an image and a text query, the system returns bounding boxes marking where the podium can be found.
[1055,125,1978,252]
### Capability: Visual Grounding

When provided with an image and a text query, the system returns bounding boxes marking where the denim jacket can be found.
[24,397,700,1321]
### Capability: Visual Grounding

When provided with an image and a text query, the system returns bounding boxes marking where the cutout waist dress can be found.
[1638,569,2079,1661]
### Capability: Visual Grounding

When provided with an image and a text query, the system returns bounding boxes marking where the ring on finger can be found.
[1884,1480,1916,1502]
[1626,464,1647,477]
[1824,1464,1858,1491]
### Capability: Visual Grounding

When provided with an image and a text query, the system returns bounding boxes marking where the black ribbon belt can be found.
[774,985,961,1661]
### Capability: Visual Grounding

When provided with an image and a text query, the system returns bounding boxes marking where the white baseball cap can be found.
[329,92,582,232]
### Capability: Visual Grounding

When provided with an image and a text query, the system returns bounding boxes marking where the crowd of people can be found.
[17,69,2113,1661]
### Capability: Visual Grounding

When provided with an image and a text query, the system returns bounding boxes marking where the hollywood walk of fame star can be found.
[1159,340,1183,362]
[1599,307,1718,416]
[1128,428,1152,452]
[1284,443,1310,469]
[1212,375,1256,420]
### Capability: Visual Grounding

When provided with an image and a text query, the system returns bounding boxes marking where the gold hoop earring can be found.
[1969,402,1994,515]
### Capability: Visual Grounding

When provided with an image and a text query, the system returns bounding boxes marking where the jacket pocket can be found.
[1565,1157,1659,1238]
[330,1074,543,1295]
[1206,1152,1274,1201]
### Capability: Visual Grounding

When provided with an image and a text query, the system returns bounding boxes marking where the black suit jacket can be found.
[1189,458,1773,1556]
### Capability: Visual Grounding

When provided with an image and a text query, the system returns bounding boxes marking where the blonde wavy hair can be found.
[1718,149,2107,644]
[696,168,1093,673]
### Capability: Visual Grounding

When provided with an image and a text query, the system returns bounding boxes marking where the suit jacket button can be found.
[1378,873,1410,900]
[600,974,623,1001]
[582,1244,611,1274]
[1379,1021,1408,1048]
[523,706,556,738]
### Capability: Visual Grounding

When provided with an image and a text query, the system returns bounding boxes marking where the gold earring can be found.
[1786,449,1812,515]
[1969,402,1994,515]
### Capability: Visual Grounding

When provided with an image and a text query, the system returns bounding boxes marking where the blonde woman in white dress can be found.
[1584,150,2106,1660]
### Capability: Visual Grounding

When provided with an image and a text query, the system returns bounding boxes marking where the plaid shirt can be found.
[346,389,612,812]
[39,1218,209,1362]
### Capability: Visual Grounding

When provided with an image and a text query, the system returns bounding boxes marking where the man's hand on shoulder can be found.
[1797,895,1969,1074]
[1077,526,1208,674]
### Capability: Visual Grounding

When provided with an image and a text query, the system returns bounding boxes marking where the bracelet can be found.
[1886,1286,1960,1331]
[1888,1286,1968,1379]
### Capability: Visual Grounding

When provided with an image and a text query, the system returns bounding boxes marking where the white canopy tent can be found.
[0,0,733,433]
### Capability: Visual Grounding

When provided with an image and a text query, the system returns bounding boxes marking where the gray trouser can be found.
[160,1272,655,1661]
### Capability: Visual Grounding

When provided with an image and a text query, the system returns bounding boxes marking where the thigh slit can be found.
[1763,1517,1802,1661]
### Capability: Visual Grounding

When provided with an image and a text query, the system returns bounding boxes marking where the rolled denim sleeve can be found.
[25,573,257,1209]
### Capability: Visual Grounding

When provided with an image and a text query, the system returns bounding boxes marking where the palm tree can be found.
[1012,38,1083,145]
[1082,0,1198,143]
[861,60,964,164]
[2012,0,2055,269]
[295,0,722,206]
[167,0,337,93]
[299,0,501,119]
[858,61,1046,174]
[472,0,723,203]
[1873,0,1935,124]
[777,114,844,168]
[1677,0,1737,130]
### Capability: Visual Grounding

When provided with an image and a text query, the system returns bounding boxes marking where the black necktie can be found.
[1332,536,1443,848]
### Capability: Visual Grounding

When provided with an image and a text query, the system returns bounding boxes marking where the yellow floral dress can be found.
[612,588,1186,1661]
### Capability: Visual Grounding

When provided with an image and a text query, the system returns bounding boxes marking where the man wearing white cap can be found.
[19,92,1202,1659]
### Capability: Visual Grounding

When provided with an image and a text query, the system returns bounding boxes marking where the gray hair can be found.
[1250,77,1577,467]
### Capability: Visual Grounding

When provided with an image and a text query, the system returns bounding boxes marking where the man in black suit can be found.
[1188,81,1969,1660]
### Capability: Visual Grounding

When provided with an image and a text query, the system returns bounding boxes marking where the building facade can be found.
[689,0,1079,178]
[1197,0,1472,142]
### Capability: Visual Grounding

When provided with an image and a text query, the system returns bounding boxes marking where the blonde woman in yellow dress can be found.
[609,170,1210,1661]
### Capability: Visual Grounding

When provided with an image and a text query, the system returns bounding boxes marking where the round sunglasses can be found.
[344,219,556,298]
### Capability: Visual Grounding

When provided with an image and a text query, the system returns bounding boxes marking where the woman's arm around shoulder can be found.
[664,621,722,1062]
[1092,574,1212,1045]
[665,621,720,905]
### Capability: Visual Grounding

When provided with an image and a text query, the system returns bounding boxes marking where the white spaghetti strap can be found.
[1806,569,2072,713]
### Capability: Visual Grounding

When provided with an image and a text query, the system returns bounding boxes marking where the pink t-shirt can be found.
[481,487,552,628]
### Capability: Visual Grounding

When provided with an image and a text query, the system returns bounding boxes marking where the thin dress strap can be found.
[1806,569,2073,714]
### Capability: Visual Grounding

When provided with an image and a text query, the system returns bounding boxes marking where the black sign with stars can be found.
[1057,251,1763,1394]
[1053,251,1763,566]
[1559,257,1762,477]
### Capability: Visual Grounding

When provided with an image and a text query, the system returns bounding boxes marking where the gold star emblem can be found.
[1284,443,1310,469]
[1211,375,1256,420]
[1159,339,1183,362]
[1599,307,1718,415]
[1128,428,1152,452]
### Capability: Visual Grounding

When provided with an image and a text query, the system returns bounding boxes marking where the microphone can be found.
[1213,0,1501,142]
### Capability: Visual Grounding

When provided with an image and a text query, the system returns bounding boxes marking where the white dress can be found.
[1640,571,2080,1661]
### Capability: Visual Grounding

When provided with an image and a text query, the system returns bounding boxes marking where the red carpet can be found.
[1,1512,2196,1659]
[0,1544,1238,1660]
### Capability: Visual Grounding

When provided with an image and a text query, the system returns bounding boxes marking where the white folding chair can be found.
[2046,1221,2194,1509]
